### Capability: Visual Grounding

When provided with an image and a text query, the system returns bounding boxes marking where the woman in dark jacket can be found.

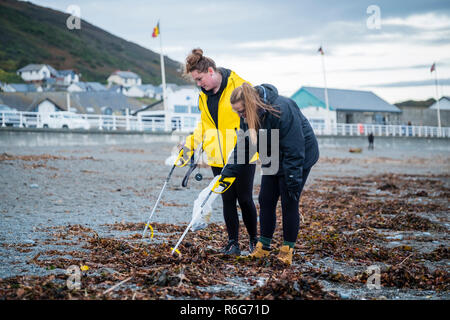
[218,83,319,265]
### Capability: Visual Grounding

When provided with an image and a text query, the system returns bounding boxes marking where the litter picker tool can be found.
[171,174,235,255]
[171,130,241,254]
[141,148,193,238]
[181,142,204,187]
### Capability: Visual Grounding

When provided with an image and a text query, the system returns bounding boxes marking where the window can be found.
[190,106,201,114]
[174,105,188,113]
[345,114,353,124]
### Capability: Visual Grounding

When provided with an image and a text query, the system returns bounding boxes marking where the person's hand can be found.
[176,144,192,167]
[287,189,300,201]
[177,141,186,151]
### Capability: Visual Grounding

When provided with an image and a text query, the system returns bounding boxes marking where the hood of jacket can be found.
[255,83,279,104]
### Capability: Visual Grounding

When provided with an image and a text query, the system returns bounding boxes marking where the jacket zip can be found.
[216,94,225,166]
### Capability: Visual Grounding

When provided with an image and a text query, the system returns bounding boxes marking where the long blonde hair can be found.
[230,83,279,144]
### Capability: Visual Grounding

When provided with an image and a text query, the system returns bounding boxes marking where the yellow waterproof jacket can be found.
[185,70,249,168]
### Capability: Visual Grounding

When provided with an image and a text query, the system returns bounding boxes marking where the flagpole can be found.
[158,21,169,132]
[432,64,442,136]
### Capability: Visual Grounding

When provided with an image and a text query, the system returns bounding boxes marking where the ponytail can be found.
[230,83,279,145]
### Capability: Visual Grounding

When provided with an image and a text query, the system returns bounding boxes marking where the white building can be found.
[107,70,142,88]
[134,85,200,132]
[125,84,162,99]
[57,70,80,85]
[36,98,63,114]
[16,64,59,82]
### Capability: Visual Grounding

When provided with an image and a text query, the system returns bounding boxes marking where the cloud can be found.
[382,12,450,30]
[25,0,450,101]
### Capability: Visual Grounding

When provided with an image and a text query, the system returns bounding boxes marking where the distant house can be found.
[397,97,450,126]
[126,84,162,99]
[291,86,401,126]
[107,85,126,95]
[125,85,147,98]
[107,70,142,88]
[2,83,43,93]
[68,82,107,92]
[0,92,145,115]
[57,70,80,85]
[133,85,200,131]
[36,98,65,113]
[429,96,450,111]
[16,64,59,82]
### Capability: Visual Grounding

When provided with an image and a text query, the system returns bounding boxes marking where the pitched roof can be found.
[17,64,47,73]
[113,71,140,79]
[17,64,59,77]
[295,86,401,113]
[72,82,107,91]
[429,96,450,110]
[5,83,41,92]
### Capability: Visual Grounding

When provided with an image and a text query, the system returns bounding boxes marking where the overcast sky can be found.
[28,0,450,103]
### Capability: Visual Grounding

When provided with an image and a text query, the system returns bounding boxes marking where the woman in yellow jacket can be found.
[181,48,257,255]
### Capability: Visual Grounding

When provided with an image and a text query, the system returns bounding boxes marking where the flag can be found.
[318,46,324,55]
[152,21,160,38]
[430,62,436,73]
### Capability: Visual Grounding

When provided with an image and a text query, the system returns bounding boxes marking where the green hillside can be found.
[0,0,186,85]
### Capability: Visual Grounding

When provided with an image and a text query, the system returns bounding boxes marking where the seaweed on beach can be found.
[0,173,448,300]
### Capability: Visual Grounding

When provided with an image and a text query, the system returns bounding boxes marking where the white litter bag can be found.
[165,154,178,166]
[191,175,220,231]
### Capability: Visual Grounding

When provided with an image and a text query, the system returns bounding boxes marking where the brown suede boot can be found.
[277,245,294,265]
[249,242,270,258]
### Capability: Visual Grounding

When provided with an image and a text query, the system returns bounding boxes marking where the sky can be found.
[27,0,450,103]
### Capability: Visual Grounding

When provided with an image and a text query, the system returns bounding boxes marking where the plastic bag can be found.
[165,154,178,166]
[191,175,220,231]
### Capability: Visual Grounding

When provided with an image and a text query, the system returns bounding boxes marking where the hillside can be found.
[0,0,186,85]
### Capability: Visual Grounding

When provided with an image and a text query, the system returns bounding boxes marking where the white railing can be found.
[1,111,449,137]
[0,111,198,133]
[310,122,450,138]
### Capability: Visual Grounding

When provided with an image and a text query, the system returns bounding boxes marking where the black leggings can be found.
[211,165,257,241]
[258,168,311,243]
